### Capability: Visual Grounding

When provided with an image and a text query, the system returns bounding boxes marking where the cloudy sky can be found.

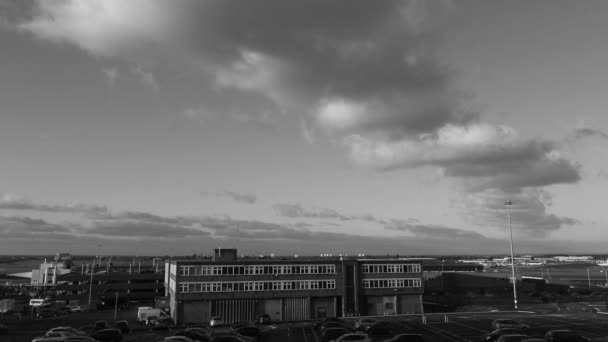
[1,0,607,256]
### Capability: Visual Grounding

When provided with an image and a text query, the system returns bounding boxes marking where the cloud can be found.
[460,188,578,237]
[102,67,118,88]
[12,1,585,237]
[201,191,257,204]
[0,194,109,215]
[385,219,486,239]
[0,216,73,237]
[567,127,608,142]
[133,64,159,93]
[272,203,351,221]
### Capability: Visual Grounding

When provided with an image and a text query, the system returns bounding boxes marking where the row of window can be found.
[178,280,336,293]
[178,264,336,276]
[362,278,421,289]
[361,264,421,274]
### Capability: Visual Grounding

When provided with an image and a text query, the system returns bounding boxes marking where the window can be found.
[361,278,421,289]
[179,266,191,276]
[361,263,421,274]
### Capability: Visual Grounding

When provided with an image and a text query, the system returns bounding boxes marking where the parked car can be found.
[174,330,211,342]
[491,319,530,331]
[153,317,175,330]
[114,321,130,334]
[165,337,195,342]
[37,309,57,318]
[69,306,82,313]
[364,322,399,339]
[320,321,352,333]
[209,334,251,342]
[255,314,271,325]
[210,316,224,327]
[48,327,87,336]
[354,318,377,331]
[496,335,530,342]
[322,328,353,342]
[0,323,8,335]
[481,328,526,342]
[232,326,260,340]
[77,325,96,335]
[381,334,425,342]
[209,331,254,342]
[64,337,99,342]
[89,328,123,342]
[333,332,372,342]
[95,320,108,331]
[32,332,75,342]
[543,330,590,342]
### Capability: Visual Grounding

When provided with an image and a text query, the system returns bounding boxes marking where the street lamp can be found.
[505,200,518,310]
[88,244,101,308]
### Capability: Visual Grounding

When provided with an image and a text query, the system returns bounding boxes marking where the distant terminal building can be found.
[9,252,74,287]
[166,249,424,324]
[8,253,164,304]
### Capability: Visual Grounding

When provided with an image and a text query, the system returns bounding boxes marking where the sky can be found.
[0,0,607,256]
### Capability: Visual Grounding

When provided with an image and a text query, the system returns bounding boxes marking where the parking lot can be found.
[5,305,608,341]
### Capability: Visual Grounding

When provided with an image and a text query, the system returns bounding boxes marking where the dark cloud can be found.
[567,127,608,142]
[201,191,257,204]
[385,219,486,240]
[0,196,109,215]
[272,203,351,221]
[0,216,73,237]
[461,188,579,237]
[87,221,209,239]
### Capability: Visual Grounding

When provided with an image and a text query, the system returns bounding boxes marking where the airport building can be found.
[166,249,424,324]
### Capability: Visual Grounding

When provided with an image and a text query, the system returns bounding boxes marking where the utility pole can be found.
[505,201,518,310]
[114,292,118,321]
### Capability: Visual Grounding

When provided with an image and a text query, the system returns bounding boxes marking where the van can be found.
[137,307,167,323]
[29,299,47,307]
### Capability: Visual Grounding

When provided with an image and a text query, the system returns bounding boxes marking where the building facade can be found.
[166,249,424,324]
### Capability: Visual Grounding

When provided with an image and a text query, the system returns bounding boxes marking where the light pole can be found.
[114,292,119,322]
[88,244,101,308]
[505,200,518,310]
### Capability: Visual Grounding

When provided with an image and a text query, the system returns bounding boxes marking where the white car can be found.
[32,332,75,342]
[68,306,82,313]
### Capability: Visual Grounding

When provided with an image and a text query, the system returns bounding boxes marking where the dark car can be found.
[491,319,530,331]
[95,320,108,331]
[78,325,96,335]
[36,309,56,318]
[0,323,8,335]
[320,321,351,332]
[153,317,175,330]
[543,330,590,342]
[365,322,399,339]
[256,314,271,325]
[114,320,130,334]
[175,330,211,342]
[322,327,352,342]
[496,335,530,342]
[89,328,123,342]
[233,326,260,340]
[481,328,526,342]
[382,334,425,342]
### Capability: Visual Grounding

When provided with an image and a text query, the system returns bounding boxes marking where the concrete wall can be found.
[311,297,335,318]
